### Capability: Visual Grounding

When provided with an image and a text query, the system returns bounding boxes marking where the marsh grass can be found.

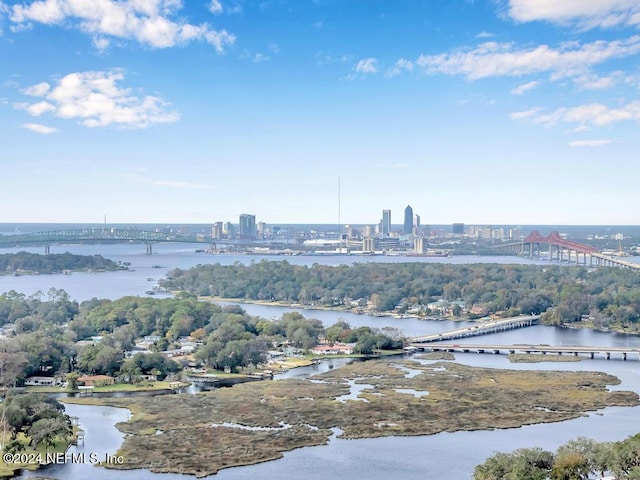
[508,353,584,363]
[74,360,638,477]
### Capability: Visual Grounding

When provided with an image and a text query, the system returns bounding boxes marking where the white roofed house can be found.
[311,344,355,355]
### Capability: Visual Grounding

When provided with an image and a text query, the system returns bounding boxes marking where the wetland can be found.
[65,359,639,477]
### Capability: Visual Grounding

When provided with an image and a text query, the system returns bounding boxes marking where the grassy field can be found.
[66,359,639,477]
[25,381,187,394]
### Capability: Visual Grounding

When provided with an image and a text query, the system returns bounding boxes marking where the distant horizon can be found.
[1,222,638,228]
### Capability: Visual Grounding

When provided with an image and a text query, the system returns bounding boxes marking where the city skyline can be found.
[2,1,639,225]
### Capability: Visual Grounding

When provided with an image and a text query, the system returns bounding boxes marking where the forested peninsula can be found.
[0,252,122,275]
[161,261,640,333]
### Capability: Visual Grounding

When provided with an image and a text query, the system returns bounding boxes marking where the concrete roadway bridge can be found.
[494,230,640,271]
[0,228,213,255]
[410,315,540,344]
[411,342,640,361]
[0,229,304,255]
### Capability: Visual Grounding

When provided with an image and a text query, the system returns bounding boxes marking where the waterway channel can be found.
[4,243,640,479]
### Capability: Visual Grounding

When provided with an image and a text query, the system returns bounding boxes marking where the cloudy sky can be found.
[1,0,639,225]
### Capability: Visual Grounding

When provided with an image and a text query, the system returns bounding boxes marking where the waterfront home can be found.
[311,344,355,355]
[427,300,466,316]
[268,350,286,360]
[24,376,57,386]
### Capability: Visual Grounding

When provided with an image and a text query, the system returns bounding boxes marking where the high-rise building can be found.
[403,205,413,235]
[223,222,235,239]
[382,209,391,237]
[257,222,267,239]
[362,236,375,252]
[239,214,256,239]
[364,225,375,238]
[413,214,420,231]
[452,223,465,235]
[212,221,223,240]
[414,237,427,253]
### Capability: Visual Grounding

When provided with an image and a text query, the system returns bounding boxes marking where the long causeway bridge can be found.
[410,315,540,344]
[494,230,640,270]
[411,342,640,361]
[0,228,212,254]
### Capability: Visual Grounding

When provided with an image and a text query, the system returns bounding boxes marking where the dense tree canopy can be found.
[474,435,640,480]
[0,252,120,275]
[162,261,640,331]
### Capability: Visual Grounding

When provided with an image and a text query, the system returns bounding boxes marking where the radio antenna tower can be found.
[338,176,341,230]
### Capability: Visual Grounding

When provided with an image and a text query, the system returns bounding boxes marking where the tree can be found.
[28,417,71,451]
[612,433,640,479]
[65,372,80,390]
[555,437,613,478]
[474,448,553,480]
[551,451,590,480]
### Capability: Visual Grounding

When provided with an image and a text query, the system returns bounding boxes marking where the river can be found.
[6,243,640,479]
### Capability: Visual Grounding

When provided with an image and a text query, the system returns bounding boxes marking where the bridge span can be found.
[494,230,640,271]
[409,315,539,344]
[0,228,214,255]
[411,343,640,361]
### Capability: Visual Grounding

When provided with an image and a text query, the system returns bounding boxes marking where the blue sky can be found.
[1,0,639,226]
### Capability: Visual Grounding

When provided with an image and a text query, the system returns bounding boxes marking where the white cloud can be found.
[209,0,223,14]
[15,69,180,129]
[510,80,539,95]
[21,81,50,96]
[17,100,56,116]
[313,20,323,29]
[386,59,414,78]
[92,36,111,51]
[415,36,640,81]
[512,101,640,127]
[476,31,495,38]
[23,123,57,134]
[568,139,612,147]
[316,52,352,66]
[508,0,640,29]
[355,57,379,74]
[509,107,543,120]
[251,52,269,62]
[573,72,621,89]
[9,0,235,51]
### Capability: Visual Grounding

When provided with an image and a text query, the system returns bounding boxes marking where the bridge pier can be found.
[590,352,594,359]
[146,243,153,255]
[44,244,50,255]
[606,352,611,360]
[624,352,627,361]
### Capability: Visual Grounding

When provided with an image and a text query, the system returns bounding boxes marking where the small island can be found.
[0,252,123,276]
[66,360,639,477]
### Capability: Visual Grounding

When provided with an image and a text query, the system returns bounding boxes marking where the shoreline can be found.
[202,296,640,336]
[58,359,640,478]
[200,295,450,322]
